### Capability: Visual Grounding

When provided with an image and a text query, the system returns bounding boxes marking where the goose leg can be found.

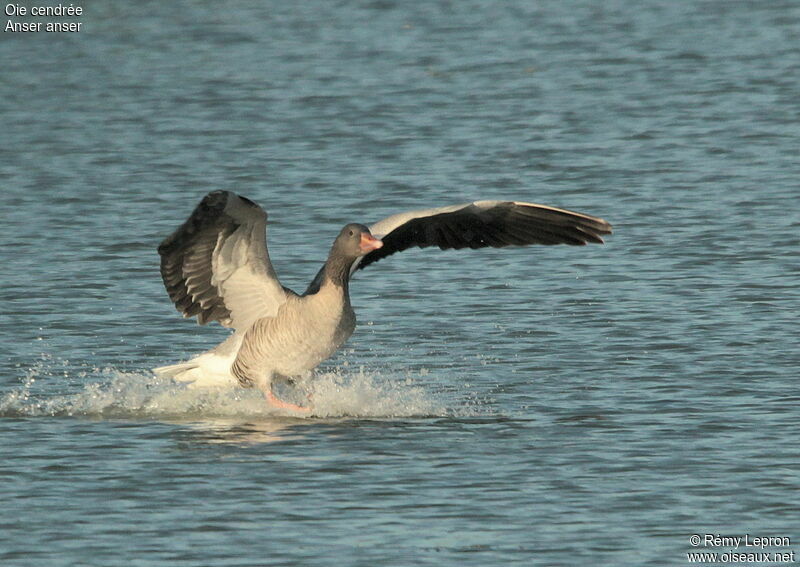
[264,388,312,414]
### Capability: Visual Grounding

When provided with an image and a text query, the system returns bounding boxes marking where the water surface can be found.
[1,1,799,565]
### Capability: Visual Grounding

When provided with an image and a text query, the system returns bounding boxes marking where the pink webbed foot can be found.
[265,389,312,415]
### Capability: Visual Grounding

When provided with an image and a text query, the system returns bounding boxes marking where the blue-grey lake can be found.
[1,1,799,565]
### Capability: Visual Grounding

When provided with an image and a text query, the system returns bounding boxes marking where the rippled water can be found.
[2,1,799,565]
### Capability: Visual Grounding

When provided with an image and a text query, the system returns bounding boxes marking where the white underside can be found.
[152,334,243,389]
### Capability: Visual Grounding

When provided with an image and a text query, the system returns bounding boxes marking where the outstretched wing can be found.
[357,200,612,271]
[158,191,287,331]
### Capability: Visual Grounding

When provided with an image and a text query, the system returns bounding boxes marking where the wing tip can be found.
[157,190,232,256]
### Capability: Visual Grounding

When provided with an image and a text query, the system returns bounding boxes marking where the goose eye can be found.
[348,230,354,237]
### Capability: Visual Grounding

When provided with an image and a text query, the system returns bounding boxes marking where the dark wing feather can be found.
[158,191,234,325]
[157,191,286,329]
[358,200,612,270]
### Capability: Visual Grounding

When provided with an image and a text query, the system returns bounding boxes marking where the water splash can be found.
[0,358,481,420]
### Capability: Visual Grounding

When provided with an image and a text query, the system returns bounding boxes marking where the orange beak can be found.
[359,233,383,254]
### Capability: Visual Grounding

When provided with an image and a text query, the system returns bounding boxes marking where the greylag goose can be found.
[153,191,612,412]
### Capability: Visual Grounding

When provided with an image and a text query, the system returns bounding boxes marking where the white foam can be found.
[0,359,479,420]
